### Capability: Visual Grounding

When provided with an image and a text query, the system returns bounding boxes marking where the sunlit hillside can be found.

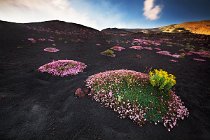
[160,20,210,35]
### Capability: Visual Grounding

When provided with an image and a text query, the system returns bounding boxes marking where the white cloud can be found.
[143,0,162,20]
[0,0,139,30]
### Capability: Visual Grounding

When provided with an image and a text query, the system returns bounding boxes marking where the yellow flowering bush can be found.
[149,69,176,91]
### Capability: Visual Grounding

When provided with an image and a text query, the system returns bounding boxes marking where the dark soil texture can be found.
[0,20,210,140]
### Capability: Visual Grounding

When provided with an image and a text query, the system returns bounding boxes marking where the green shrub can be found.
[100,49,116,57]
[149,69,176,92]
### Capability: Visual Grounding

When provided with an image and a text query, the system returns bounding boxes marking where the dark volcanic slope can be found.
[101,28,133,35]
[0,20,210,140]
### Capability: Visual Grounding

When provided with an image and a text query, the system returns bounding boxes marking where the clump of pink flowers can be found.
[163,91,189,131]
[44,47,60,52]
[86,69,189,131]
[38,38,46,41]
[38,60,87,77]
[156,51,181,58]
[180,50,210,59]
[86,70,148,89]
[170,59,178,63]
[111,46,125,51]
[157,51,171,56]
[132,38,162,46]
[89,90,147,126]
[143,47,153,50]
[129,46,144,50]
[154,47,161,51]
[28,38,36,43]
[190,51,210,58]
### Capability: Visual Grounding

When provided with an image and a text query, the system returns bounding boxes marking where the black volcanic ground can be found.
[0,20,210,140]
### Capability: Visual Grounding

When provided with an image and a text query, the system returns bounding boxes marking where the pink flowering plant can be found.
[132,39,162,46]
[189,51,210,58]
[154,47,161,51]
[110,46,125,51]
[38,60,87,77]
[156,51,181,58]
[44,47,60,52]
[193,58,206,62]
[86,69,189,131]
[129,46,144,50]
[143,47,153,50]
[28,38,36,43]
[170,59,178,63]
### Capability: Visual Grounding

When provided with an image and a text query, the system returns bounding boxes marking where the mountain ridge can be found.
[0,19,210,35]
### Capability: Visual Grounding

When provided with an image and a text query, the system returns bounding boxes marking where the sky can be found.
[0,0,209,30]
